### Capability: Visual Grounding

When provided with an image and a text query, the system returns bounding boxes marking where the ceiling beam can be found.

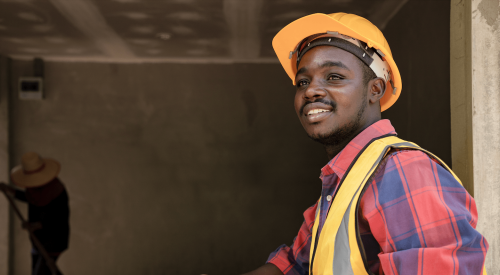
[367,0,409,30]
[223,0,263,59]
[49,0,135,58]
[9,55,280,64]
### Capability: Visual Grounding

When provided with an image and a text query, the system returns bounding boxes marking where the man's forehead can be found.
[296,46,355,75]
[296,60,351,76]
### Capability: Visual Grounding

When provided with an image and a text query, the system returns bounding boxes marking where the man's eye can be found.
[296,80,308,87]
[327,74,342,80]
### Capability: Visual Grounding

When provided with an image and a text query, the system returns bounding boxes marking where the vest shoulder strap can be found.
[309,135,465,275]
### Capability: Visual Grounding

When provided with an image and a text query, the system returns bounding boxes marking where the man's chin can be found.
[308,132,338,146]
[307,123,360,146]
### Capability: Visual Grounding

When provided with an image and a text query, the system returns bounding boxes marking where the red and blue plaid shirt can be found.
[267,119,488,275]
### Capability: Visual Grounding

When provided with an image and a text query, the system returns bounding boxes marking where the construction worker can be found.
[243,13,488,275]
[0,152,69,275]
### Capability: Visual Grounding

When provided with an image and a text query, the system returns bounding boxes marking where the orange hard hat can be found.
[272,12,402,112]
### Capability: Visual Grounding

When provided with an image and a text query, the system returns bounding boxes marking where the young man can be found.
[0,152,69,275]
[244,13,488,275]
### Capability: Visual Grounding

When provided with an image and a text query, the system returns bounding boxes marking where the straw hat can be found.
[11,152,61,188]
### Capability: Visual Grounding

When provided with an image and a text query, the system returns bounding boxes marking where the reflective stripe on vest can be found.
[308,135,487,275]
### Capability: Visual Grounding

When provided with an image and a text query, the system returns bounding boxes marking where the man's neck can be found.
[324,138,352,160]
[324,117,381,160]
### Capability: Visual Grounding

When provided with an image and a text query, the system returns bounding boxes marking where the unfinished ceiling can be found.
[0,0,408,62]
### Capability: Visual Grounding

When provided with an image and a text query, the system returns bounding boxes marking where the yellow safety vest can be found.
[308,135,487,275]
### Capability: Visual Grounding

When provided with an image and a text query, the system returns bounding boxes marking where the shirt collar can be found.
[320,119,397,180]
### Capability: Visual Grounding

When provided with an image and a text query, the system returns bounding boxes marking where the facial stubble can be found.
[308,91,367,146]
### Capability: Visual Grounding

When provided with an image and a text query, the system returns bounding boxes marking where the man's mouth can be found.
[300,100,336,123]
[304,109,332,123]
[306,109,331,116]
[300,99,336,117]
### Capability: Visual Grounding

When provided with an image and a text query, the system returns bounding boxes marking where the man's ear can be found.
[368,77,386,104]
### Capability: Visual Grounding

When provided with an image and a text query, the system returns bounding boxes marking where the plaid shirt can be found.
[267,119,488,275]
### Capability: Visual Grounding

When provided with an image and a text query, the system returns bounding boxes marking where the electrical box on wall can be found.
[19,77,44,100]
[18,57,44,100]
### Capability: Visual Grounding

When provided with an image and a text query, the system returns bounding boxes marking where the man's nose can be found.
[304,80,327,100]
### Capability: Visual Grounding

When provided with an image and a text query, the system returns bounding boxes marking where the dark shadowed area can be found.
[382,0,451,166]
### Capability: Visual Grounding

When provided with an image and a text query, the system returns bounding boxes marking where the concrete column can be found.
[451,0,500,273]
[450,0,474,195]
[0,56,11,275]
[471,0,500,272]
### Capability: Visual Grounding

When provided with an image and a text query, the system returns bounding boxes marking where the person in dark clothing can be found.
[0,152,69,275]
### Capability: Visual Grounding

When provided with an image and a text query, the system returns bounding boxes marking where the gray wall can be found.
[6,1,452,274]
[0,56,11,275]
[469,0,500,272]
[9,61,326,274]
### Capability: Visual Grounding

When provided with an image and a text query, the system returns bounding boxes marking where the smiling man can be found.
[243,13,488,275]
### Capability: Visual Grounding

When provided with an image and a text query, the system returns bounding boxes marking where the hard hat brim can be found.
[272,13,402,112]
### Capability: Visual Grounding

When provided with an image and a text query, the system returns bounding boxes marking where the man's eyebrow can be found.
[295,60,350,78]
[296,66,307,76]
[320,61,350,70]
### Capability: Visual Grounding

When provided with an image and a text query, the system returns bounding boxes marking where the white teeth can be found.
[307,109,330,116]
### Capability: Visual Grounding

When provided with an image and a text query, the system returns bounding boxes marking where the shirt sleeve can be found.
[266,203,317,275]
[360,149,488,275]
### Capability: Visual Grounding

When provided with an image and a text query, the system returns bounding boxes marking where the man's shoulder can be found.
[361,147,463,209]
[379,146,432,164]
[373,147,452,183]
[385,147,436,162]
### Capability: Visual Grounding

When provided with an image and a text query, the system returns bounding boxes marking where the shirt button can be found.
[326,195,332,202]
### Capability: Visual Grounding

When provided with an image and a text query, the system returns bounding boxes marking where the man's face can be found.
[294,45,369,145]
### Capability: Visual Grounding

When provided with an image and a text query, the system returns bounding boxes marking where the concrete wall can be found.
[0,57,11,275]
[8,61,326,274]
[451,0,500,272]
[451,0,475,195]
[470,0,500,272]
[5,1,453,274]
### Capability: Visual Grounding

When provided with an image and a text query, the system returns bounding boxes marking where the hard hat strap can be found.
[295,35,391,83]
[297,37,374,68]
